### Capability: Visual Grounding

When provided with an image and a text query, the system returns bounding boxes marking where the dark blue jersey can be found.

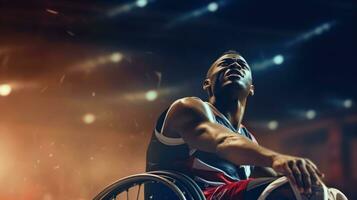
[146,98,258,188]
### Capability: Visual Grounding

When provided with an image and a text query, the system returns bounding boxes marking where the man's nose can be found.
[228,62,242,70]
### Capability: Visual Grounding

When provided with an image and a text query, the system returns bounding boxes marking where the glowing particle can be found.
[267,120,279,130]
[145,90,158,101]
[110,52,123,63]
[46,9,58,15]
[59,74,66,84]
[136,0,148,7]
[306,110,316,120]
[92,92,96,97]
[83,113,96,124]
[0,84,12,96]
[273,55,284,65]
[207,2,219,12]
[66,30,75,36]
[343,99,352,108]
[49,153,53,158]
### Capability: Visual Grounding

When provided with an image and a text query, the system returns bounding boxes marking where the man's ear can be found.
[203,79,213,96]
[203,79,211,91]
[249,84,255,96]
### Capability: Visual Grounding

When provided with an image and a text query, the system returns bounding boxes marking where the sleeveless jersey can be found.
[146,98,258,189]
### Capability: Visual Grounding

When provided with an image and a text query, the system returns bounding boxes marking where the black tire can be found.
[93,173,186,200]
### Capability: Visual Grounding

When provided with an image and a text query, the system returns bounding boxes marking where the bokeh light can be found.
[207,2,219,12]
[306,109,316,120]
[0,84,12,96]
[343,99,353,108]
[110,52,123,63]
[267,120,279,130]
[273,54,284,65]
[136,0,148,8]
[82,113,96,124]
[145,90,158,101]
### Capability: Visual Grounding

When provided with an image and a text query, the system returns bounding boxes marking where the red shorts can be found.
[203,179,253,200]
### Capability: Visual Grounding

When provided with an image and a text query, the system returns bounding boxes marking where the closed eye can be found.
[219,59,233,67]
[219,58,249,70]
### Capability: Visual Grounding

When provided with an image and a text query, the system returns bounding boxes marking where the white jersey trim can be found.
[153,99,185,146]
[154,129,185,146]
[194,176,225,187]
[192,158,239,181]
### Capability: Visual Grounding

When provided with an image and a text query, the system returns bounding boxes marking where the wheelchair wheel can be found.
[93,173,188,200]
[147,171,205,200]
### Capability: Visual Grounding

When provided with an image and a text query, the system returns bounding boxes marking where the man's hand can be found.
[271,154,325,194]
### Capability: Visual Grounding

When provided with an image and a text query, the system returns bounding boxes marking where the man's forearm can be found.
[216,135,279,167]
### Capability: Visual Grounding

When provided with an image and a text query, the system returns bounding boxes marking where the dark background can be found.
[0,0,356,199]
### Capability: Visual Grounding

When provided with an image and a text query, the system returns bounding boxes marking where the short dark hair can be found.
[221,50,240,56]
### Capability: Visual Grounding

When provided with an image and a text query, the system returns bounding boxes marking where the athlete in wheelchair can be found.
[94,51,347,200]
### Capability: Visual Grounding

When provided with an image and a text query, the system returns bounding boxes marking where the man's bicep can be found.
[182,121,236,153]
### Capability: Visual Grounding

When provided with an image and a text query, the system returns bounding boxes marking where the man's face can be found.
[205,53,253,98]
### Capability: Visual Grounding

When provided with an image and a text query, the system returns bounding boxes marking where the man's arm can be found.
[164,97,324,194]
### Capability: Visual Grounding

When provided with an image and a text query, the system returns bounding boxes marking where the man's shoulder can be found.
[174,96,203,103]
[166,97,215,122]
[169,97,209,113]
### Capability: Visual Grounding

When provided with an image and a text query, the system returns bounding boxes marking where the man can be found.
[146,51,347,199]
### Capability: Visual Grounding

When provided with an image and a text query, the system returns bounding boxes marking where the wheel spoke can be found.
[136,183,142,200]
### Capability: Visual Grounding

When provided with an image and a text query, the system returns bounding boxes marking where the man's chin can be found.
[216,81,248,98]
[222,80,246,91]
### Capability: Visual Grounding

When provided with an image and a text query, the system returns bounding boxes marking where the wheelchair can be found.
[93,171,334,200]
[93,170,206,200]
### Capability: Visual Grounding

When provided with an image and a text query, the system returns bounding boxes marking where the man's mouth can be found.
[225,69,243,78]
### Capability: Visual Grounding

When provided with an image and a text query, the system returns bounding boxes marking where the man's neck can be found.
[210,97,246,130]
